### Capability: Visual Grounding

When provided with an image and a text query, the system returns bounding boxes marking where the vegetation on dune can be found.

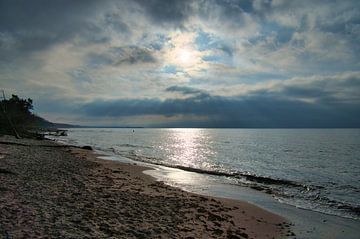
[0,94,53,138]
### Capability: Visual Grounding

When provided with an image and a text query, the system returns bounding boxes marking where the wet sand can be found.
[0,136,291,238]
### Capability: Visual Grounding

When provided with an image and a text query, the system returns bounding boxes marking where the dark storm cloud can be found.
[80,94,359,128]
[134,0,193,26]
[103,12,130,33]
[0,0,104,54]
[166,85,205,95]
[212,0,254,14]
[80,74,360,127]
[166,85,211,99]
[278,73,360,104]
[196,0,257,29]
[132,0,255,28]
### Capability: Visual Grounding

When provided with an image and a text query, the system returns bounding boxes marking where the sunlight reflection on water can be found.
[165,128,216,169]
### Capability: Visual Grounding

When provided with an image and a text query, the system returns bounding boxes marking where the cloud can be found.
[230,0,360,75]
[1,0,359,127]
[79,95,359,128]
[165,85,211,100]
[166,85,205,95]
[111,46,157,65]
[194,0,260,38]
[134,0,193,26]
[275,72,360,104]
[0,0,105,56]
[77,72,360,127]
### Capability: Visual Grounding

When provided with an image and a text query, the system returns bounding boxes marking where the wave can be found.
[115,144,153,149]
[117,151,304,187]
[115,151,360,219]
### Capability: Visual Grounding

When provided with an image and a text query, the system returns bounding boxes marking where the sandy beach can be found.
[0,135,292,238]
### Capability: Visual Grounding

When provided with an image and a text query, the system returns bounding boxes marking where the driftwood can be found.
[0,168,16,175]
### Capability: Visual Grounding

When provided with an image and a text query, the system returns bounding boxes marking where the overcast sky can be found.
[1,0,359,127]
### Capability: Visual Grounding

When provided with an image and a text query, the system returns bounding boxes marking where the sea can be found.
[52,128,360,220]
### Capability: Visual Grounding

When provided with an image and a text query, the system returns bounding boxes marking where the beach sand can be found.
[0,135,292,238]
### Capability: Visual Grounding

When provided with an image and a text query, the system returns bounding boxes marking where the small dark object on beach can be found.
[0,168,16,175]
[36,134,45,140]
[81,146,93,150]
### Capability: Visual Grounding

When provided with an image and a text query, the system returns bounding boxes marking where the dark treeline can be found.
[0,94,53,138]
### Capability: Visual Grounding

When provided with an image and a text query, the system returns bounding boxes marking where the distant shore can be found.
[0,135,291,238]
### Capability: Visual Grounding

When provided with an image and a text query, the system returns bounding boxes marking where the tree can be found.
[0,95,34,136]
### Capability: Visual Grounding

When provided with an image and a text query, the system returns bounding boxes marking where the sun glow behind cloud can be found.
[178,48,193,64]
[163,31,205,73]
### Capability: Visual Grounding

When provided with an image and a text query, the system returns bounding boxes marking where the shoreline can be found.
[143,162,360,239]
[0,135,290,238]
[99,153,360,239]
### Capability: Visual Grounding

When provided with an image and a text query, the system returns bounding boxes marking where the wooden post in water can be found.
[0,90,21,139]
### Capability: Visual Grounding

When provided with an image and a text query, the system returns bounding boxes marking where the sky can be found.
[1,0,359,127]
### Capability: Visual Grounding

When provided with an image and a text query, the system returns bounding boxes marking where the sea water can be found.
[54,128,360,220]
